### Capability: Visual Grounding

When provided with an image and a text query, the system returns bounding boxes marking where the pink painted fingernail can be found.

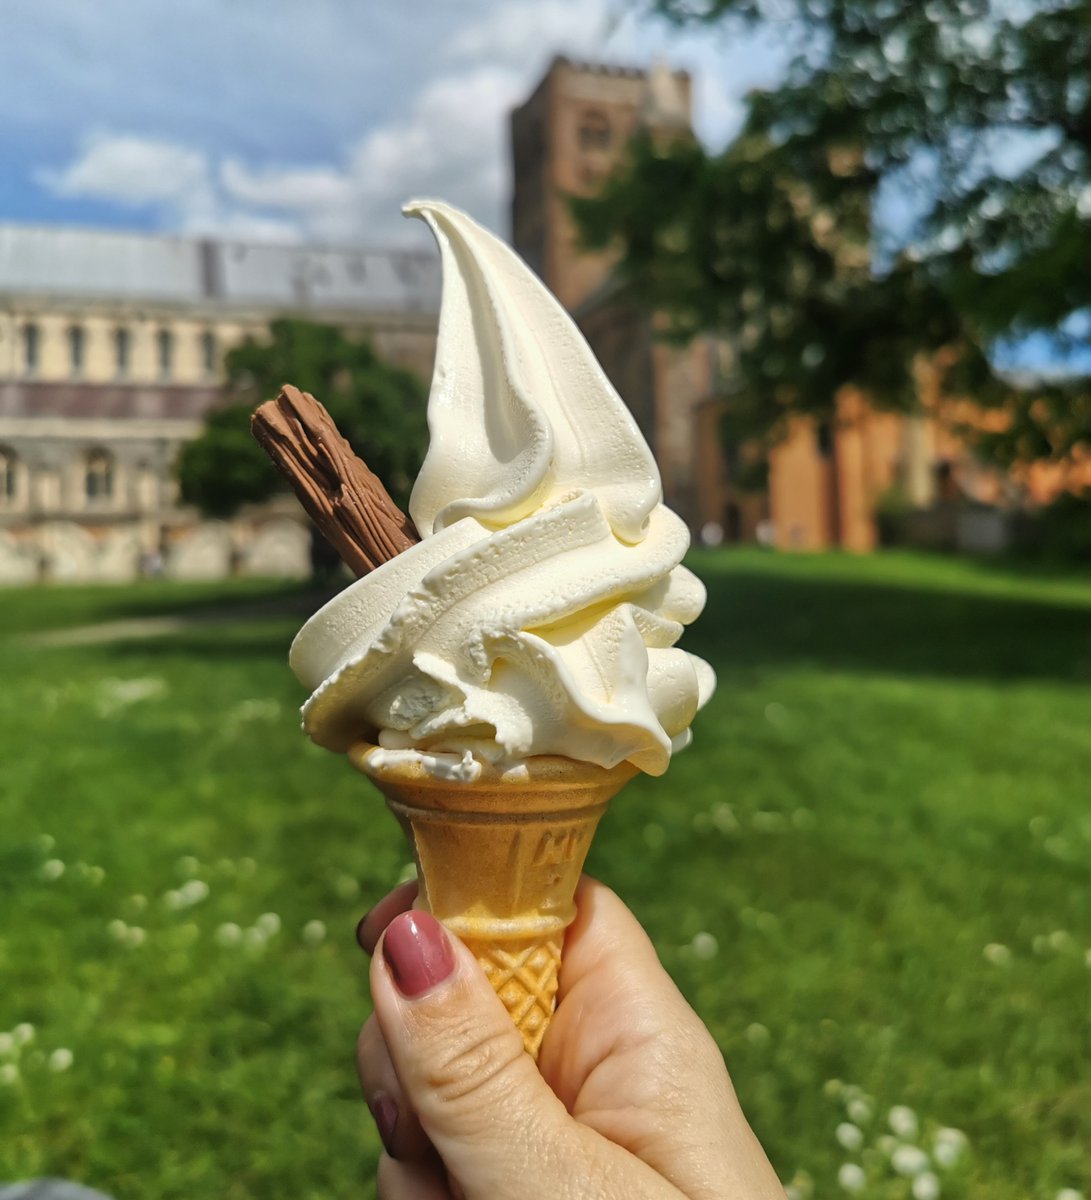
[371,1092,398,1157]
[382,911,455,998]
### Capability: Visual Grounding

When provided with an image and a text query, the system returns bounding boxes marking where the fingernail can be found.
[371,1092,398,1158]
[382,911,456,998]
[355,913,371,953]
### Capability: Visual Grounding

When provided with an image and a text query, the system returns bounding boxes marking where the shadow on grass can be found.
[81,555,1091,688]
[0,577,336,638]
[688,563,1091,686]
[100,624,301,661]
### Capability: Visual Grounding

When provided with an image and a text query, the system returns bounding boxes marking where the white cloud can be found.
[18,0,788,247]
[40,131,209,207]
[445,0,613,65]
[214,61,529,245]
[39,130,300,241]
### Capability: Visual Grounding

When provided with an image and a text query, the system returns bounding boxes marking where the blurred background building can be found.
[0,231,438,582]
[510,57,1047,556]
[1,54,1073,585]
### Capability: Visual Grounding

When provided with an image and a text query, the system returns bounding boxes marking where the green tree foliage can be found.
[177,319,428,518]
[573,0,1091,470]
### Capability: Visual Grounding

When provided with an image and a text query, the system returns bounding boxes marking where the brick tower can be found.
[510,57,691,312]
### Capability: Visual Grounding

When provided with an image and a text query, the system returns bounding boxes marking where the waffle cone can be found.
[348,744,637,1057]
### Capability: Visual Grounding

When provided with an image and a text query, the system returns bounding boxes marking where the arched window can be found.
[85,449,114,502]
[156,329,173,379]
[22,323,39,375]
[200,330,217,377]
[114,328,131,379]
[68,324,85,377]
[0,447,17,505]
[578,109,612,152]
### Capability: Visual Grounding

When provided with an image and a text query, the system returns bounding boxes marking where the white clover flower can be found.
[334,874,360,900]
[215,923,243,947]
[256,912,281,936]
[983,943,1012,966]
[912,1172,941,1200]
[876,1134,898,1155]
[108,919,128,941]
[1084,948,1091,969]
[48,1048,73,1073]
[302,919,327,946]
[824,1079,845,1099]
[692,932,719,960]
[125,927,146,948]
[932,1127,967,1168]
[0,1063,18,1085]
[752,810,787,833]
[786,1171,813,1199]
[892,1144,930,1176]
[889,1105,919,1139]
[836,1123,864,1151]
[175,856,200,879]
[846,1096,873,1124]
[243,926,268,949]
[0,1033,13,1056]
[744,1023,771,1046]
[1056,1189,1084,1200]
[230,698,281,723]
[1044,835,1073,861]
[179,879,209,906]
[837,1162,866,1193]
[86,866,105,886]
[237,857,257,877]
[711,802,739,833]
[34,834,56,853]
[162,889,184,911]
[13,1024,34,1046]
[1048,930,1074,952]
[126,895,148,913]
[39,859,65,881]
[96,676,167,715]
[643,822,666,850]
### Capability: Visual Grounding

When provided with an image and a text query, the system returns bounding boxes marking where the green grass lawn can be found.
[1,552,1089,1200]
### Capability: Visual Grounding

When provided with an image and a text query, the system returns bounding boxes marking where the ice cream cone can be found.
[348,744,638,1057]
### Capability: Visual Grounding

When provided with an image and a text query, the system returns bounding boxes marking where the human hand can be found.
[356,876,786,1199]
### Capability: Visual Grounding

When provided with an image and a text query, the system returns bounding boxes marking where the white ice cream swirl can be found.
[290,200,715,776]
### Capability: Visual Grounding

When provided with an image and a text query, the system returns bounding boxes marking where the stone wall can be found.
[0,511,312,587]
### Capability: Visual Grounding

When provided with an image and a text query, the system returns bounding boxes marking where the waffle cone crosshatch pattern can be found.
[349,745,638,1057]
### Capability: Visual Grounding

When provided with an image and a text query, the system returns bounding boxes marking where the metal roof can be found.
[0,224,441,315]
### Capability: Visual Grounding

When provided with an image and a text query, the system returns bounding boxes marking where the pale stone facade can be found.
[0,228,439,583]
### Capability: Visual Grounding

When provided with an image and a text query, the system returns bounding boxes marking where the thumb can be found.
[370,910,578,1194]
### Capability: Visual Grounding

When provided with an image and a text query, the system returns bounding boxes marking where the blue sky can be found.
[0,0,786,248]
[4,0,1081,374]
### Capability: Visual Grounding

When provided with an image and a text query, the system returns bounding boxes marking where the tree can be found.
[178,319,429,518]
[572,0,1091,478]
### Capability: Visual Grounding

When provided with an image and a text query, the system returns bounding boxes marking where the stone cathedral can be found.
[0,230,439,583]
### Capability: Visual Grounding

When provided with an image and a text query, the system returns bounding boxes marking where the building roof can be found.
[0,224,442,315]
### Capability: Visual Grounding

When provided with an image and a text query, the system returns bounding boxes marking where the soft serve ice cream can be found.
[290,200,715,778]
